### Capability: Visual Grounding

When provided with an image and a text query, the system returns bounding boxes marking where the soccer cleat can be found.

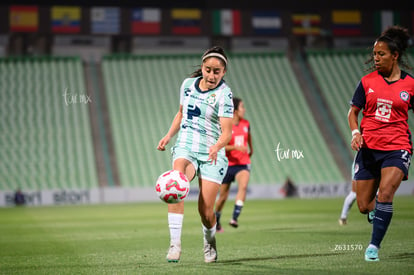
[229,219,238,228]
[365,246,379,262]
[338,218,347,225]
[367,210,376,224]
[203,238,217,263]
[166,243,181,262]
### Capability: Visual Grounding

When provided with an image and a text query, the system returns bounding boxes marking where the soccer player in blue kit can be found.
[348,25,414,261]
[157,46,233,263]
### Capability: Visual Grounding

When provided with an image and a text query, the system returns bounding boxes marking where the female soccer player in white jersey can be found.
[157,46,233,263]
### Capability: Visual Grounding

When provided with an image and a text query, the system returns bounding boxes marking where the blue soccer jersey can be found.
[175,77,233,154]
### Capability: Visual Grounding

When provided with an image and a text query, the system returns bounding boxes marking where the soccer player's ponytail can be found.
[377,26,412,70]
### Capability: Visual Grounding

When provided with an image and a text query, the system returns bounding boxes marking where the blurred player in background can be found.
[339,160,357,225]
[215,97,253,231]
[157,46,233,263]
[348,25,414,261]
[338,180,356,225]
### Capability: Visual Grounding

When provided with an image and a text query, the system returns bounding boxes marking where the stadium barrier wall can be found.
[1,182,413,207]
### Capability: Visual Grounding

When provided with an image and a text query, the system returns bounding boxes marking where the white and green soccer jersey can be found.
[175,77,234,154]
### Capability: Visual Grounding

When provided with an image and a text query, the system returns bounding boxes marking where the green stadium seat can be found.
[0,57,98,191]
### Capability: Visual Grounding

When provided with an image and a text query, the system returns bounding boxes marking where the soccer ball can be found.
[155,170,190,203]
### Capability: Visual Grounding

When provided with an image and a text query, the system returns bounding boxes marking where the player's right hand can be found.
[157,136,170,151]
[351,133,363,151]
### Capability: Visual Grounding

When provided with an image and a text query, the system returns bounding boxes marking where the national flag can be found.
[51,6,81,33]
[251,11,282,35]
[292,14,321,35]
[131,8,161,34]
[171,8,201,35]
[212,9,241,36]
[332,10,361,36]
[10,5,38,32]
[91,7,120,34]
[374,10,400,35]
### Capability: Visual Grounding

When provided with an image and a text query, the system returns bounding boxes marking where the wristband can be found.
[352,129,360,136]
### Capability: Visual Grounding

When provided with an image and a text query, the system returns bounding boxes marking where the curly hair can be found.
[365,25,412,71]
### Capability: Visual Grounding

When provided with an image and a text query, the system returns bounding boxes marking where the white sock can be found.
[202,223,216,243]
[168,213,183,245]
[340,191,356,219]
[235,200,244,206]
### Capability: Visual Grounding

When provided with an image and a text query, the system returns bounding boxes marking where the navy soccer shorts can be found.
[222,164,251,184]
[354,148,411,181]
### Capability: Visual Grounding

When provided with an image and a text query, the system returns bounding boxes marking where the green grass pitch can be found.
[0,196,413,274]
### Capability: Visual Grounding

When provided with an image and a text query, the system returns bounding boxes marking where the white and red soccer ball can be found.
[155,170,190,203]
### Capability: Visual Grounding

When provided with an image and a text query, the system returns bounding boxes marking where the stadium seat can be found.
[0,56,98,191]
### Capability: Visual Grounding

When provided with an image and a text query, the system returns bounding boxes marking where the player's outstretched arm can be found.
[157,105,183,151]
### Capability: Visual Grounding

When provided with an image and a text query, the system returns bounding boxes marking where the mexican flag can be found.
[213,9,241,36]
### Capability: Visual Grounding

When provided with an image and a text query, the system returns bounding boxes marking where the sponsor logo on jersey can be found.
[375,98,393,122]
[184,88,191,96]
[235,135,244,146]
[400,91,409,101]
[225,108,233,114]
[182,122,207,134]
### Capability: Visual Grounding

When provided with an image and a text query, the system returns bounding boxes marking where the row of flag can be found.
[9,6,403,36]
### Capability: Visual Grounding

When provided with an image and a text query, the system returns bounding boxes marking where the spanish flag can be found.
[10,5,38,32]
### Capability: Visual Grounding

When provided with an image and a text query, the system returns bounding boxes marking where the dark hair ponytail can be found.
[366,25,412,71]
[378,25,410,64]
